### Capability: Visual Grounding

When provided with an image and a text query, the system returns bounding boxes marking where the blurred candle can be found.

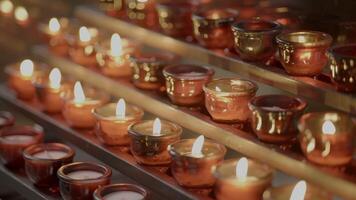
[14,6,29,26]
[0,0,13,17]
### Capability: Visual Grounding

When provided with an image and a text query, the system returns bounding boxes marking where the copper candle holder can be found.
[58,162,112,200]
[125,0,157,28]
[93,100,144,146]
[67,26,99,68]
[204,78,258,123]
[249,95,307,143]
[128,119,182,165]
[93,183,148,200]
[156,0,197,38]
[192,8,239,49]
[131,52,177,90]
[276,31,332,76]
[23,143,75,187]
[5,60,47,100]
[231,19,282,61]
[168,137,226,188]
[328,44,356,92]
[213,158,273,200]
[0,111,15,129]
[62,82,110,129]
[163,64,214,106]
[0,126,44,168]
[298,112,354,166]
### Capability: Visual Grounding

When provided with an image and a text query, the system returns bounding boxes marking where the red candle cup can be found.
[298,112,354,166]
[276,31,332,76]
[156,0,197,38]
[213,158,273,200]
[125,0,157,28]
[328,44,356,92]
[231,19,282,61]
[0,126,44,168]
[0,111,15,129]
[23,143,75,187]
[249,95,307,143]
[5,60,47,100]
[163,64,214,106]
[131,52,177,90]
[58,162,112,200]
[93,183,148,200]
[128,119,182,165]
[192,8,239,49]
[93,101,144,146]
[204,78,258,123]
[168,138,226,188]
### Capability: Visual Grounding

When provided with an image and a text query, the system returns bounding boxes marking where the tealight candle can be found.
[0,125,44,168]
[213,157,273,200]
[204,78,258,123]
[163,64,214,106]
[93,99,144,146]
[93,183,148,200]
[35,68,72,113]
[14,6,30,27]
[23,143,75,187]
[0,111,15,129]
[62,81,109,129]
[5,59,47,100]
[68,26,99,68]
[168,135,226,188]
[95,33,132,77]
[298,112,354,166]
[58,162,112,200]
[128,118,182,165]
[0,0,13,17]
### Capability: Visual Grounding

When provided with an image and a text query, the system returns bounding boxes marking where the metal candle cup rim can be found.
[212,158,274,184]
[57,162,112,183]
[204,78,258,96]
[168,138,227,159]
[231,19,282,34]
[276,31,332,48]
[23,143,75,162]
[0,125,44,144]
[163,64,214,81]
[128,120,182,139]
[92,102,144,122]
[93,183,148,200]
[249,95,307,114]
[328,44,356,59]
[0,111,15,128]
[130,52,178,65]
[192,8,239,25]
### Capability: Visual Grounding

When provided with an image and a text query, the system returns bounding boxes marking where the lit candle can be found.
[289,181,306,200]
[96,33,133,77]
[0,0,13,17]
[48,18,60,35]
[93,98,144,146]
[128,118,182,165]
[168,135,226,188]
[299,112,354,166]
[93,183,148,200]
[63,81,109,128]
[14,6,29,26]
[213,158,273,200]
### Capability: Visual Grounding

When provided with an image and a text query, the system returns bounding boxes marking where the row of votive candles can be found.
[0,0,30,26]
[110,1,356,93]
[0,113,148,200]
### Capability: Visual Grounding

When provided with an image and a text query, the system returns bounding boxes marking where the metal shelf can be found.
[74,6,356,116]
[30,46,356,200]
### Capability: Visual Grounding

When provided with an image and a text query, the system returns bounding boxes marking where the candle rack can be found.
[24,46,356,200]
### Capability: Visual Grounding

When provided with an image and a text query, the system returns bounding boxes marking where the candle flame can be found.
[79,26,91,42]
[110,33,122,57]
[73,81,85,104]
[191,135,204,157]
[236,157,248,181]
[14,6,28,22]
[289,180,307,200]
[49,17,60,33]
[116,98,126,120]
[0,0,13,14]
[152,118,161,136]
[49,68,61,89]
[215,86,222,92]
[20,59,34,77]
[322,120,336,135]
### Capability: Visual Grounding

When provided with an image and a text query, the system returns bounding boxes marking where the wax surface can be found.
[32,150,68,159]
[103,191,144,200]
[67,170,104,180]
[2,135,34,144]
